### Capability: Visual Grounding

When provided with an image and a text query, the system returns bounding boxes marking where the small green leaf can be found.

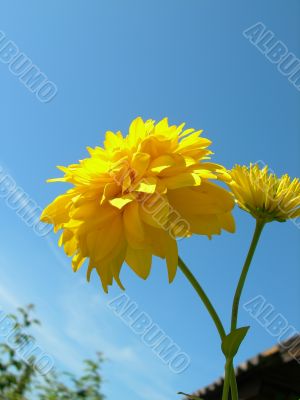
[221,326,250,359]
[178,392,203,399]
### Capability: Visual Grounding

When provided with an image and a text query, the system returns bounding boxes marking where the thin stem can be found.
[221,359,231,400]
[229,362,238,400]
[178,256,225,340]
[222,219,265,400]
[230,219,265,332]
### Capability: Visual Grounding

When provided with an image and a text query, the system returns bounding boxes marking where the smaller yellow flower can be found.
[228,164,300,223]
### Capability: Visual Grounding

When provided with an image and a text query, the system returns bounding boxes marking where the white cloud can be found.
[0,283,20,309]
[0,252,179,400]
[58,282,179,400]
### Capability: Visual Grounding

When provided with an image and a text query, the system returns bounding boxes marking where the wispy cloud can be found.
[0,258,178,400]
[0,282,20,309]
[59,282,178,399]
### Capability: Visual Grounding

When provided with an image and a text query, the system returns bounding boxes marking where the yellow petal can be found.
[168,182,234,215]
[161,173,201,190]
[128,117,146,146]
[163,232,178,283]
[94,262,113,293]
[72,253,86,272]
[123,201,145,248]
[109,195,133,209]
[218,212,236,233]
[58,229,73,247]
[41,191,74,226]
[139,193,170,228]
[131,152,150,178]
[86,216,123,262]
[101,182,121,204]
[134,177,157,194]
[110,245,127,290]
[149,155,175,174]
[104,131,123,150]
[125,246,152,279]
[70,201,100,220]
[188,214,221,236]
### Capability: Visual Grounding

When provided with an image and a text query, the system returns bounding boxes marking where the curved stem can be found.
[231,219,265,332]
[222,219,265,400]
[178,256,225,340]
[178,256,239,400]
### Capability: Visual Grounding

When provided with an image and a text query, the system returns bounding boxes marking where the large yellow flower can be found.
[228,164,300,223]
[41,117,235,292]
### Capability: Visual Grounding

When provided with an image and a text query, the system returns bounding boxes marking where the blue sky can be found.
[0,1,299,399]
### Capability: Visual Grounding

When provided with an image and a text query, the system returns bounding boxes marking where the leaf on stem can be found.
[221,326,250,359]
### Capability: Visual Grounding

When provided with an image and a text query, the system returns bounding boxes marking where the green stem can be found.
[178,221,265,400]
[231,219,265,332]
[178,256,239,400]
[221,359,231,400]
[222,219,265,400]
[178,256,225,340]
[221,219,265,400]
[230,362,238,400]
[222,361,238,400]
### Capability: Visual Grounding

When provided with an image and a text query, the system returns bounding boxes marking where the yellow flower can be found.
[41,117,235,292]
[228,164,300,223]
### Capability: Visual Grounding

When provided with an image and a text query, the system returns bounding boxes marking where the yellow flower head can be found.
[228,163,300,223]
[41,117,235,292]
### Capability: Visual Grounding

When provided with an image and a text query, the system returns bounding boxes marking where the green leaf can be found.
[221,327,250,359]
[178,392,203,399]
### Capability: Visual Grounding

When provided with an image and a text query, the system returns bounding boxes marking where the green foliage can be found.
[0,305,105,400]
[221,327,250,359]
[0,304,37,400]
[37,353,105,400]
